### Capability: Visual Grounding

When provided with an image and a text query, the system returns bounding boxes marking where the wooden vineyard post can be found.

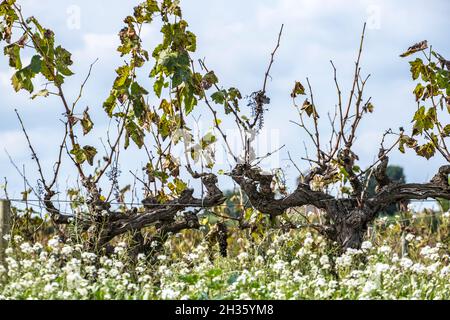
[0,199,11,263]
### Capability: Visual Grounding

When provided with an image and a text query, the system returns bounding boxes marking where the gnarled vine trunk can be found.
[231,164,450,251]
[326,207,370,250]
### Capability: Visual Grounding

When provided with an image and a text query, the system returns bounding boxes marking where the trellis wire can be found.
[5,197,447,225]
[6,197,444,208]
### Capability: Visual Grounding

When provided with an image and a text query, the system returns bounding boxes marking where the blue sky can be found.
[1,0,449,201]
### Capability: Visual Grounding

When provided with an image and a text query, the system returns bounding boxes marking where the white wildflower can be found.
[316,277,326,287]
[157,255,167,261]
[81,252,97,262]
[400,257,413,269]
[319,255,330,267]
[362,281,377,294]
[361,241,373,250]
[239,293,252,300]
[47,237,60,249]
[150,241,159,248]
[161,288,180,300]
[273,260,286,272]
[61,245,73,255]
[426,262,440,274]
[405,233,415,242]
[237,252,249,260]
[255,255,264,265]
[186,253,199,261]
[77,287,88,297]
[440,266,450,277]
[21,259,33,268]
[374,263,390,275]
[296,248,308,258]
[20,242,33,254]
[411,263,426,274]
[336,254,352,268]
[377,245,391,255]
[137,253,146,261]
[114,246,125,255]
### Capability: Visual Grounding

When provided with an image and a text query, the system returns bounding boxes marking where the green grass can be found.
[1,210,449,300]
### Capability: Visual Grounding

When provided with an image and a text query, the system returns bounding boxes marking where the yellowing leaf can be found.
[400,40,428,58]
[31,89,49,99]
[81,108,94,135]
[301,99,318,118]
[291,81,305,98]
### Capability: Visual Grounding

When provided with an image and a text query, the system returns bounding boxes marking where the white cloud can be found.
[72,33,118,63]
[0,128,58,160]
[0,131,28,158]
[256,0,346,27]
[0,70,13,88]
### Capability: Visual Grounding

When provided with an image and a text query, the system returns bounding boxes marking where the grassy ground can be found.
[1,210,449,300]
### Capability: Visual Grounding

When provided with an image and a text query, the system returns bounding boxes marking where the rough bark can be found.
[92,173,225,249]
[231,162,449,250]
[46,157,448,252]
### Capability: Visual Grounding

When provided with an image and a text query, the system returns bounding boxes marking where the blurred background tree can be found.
[367,165,406,215]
